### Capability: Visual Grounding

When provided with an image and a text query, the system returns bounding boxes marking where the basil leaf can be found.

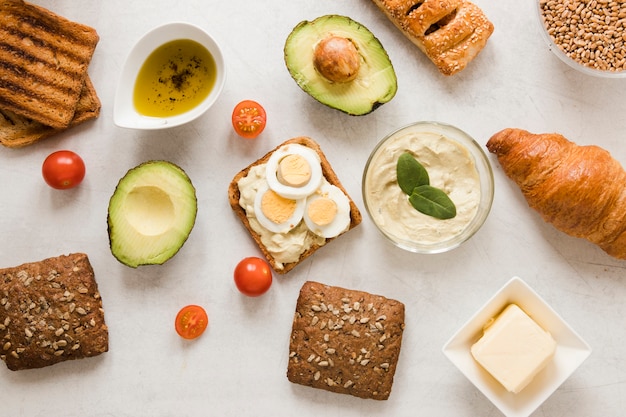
[408,185,457,219]
[397,152,429,195]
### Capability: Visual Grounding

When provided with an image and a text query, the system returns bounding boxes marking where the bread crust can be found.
[0,76,101,148]
[371,0,493,75]
[228,137,362,274]
[0,0,99,128]
[0,253,108,371]
[287,281,405,400]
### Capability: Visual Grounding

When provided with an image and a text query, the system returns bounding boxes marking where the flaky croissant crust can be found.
[487,128,626,260]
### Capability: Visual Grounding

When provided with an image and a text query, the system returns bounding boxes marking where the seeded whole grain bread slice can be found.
[0,253,108,371]
[0,75,101,148]
[287,281,405,400]
[0,0,99,129]
[228,136,362,274]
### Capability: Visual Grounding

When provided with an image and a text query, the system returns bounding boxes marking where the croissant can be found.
[486,128,626,260]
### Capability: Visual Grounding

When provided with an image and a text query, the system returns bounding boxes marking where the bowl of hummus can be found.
[362,121,494,253]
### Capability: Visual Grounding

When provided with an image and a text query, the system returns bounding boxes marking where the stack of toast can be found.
[0,0,100,148]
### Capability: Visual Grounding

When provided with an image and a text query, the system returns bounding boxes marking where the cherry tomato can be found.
[231,100,267,139]
[234,257,272,297]
[175,305,208,340]
[41,150,86,189]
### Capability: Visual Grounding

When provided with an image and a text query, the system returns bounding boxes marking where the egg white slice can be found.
[254,183,305,234]
[303,183,351,238]
[266,144,323,199]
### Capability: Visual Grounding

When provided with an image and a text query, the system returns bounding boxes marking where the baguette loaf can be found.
[370,0,493,75]
[0,76,101,148]
[0,253,108,371]
[228,137,362,274]
[0,0,99,128]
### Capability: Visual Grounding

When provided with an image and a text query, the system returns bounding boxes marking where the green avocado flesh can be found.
[107,161,197,268]
[284,15,397,116]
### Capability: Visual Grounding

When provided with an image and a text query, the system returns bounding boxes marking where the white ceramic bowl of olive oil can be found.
[114,22,226,130]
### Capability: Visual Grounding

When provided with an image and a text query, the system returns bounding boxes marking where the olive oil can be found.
[133,39,216,117]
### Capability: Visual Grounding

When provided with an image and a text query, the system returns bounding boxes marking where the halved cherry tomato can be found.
[234,257,272,297]
[175,305,208,340]
[231,100,267,139]
[42,150,86,189]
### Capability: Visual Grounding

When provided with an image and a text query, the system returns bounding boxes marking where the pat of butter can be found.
[471,304,556,394]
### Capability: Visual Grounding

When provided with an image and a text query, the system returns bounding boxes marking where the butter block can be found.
[471,303,557,393]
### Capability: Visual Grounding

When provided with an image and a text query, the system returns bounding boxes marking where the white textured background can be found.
[1,1,625,416]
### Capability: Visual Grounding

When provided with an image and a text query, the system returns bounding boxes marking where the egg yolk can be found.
[277,154,311,187]
[261,189,297,224]
[307,197,337,226]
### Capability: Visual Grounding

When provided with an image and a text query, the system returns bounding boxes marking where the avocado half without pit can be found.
[107,161,197,268]
[284,15,397,116]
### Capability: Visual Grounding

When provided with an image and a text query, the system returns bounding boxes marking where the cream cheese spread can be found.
[471,304,557,394]
[364,127,481,245]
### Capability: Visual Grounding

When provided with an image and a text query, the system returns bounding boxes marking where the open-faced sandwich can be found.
[228,137,362,274]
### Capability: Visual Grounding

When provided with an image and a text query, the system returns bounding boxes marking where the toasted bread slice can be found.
[228,137,362,274]
[0,0,99,128]
[0,76,101,148]
[370,0,493,75]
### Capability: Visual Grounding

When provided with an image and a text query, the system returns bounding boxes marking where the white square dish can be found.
[442,277,592,417]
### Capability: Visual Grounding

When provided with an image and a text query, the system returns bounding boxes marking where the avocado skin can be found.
[107,160,198,268]
[284,15,397,116]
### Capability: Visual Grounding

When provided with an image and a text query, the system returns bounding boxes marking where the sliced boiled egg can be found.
[266,144,323,199]
[253,183,305,234]
[303,183,351,238]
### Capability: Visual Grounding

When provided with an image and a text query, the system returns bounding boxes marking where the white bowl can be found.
[536,1,626,78]
[113,22,226,130]
[442,277,592,417]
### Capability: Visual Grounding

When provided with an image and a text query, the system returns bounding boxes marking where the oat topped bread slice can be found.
[287,281,405,400]
[0,253,109,371]
[0,75,101,148]
[0,0,99,129]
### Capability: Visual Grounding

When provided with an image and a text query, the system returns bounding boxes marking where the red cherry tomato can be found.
[175,305,208,340]
[42,150,86,189]
[231,100,267,139]
[234,257,272,297]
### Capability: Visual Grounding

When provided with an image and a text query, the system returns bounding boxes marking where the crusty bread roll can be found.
[370,0,494,75]
[228,137,362,274]
[0,253,108,371]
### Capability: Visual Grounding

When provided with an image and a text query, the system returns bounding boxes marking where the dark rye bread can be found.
[0,0,99,129]
[287,281,405,400]
[0,253,108,371]
[0,75,100,148]
[228,136,362,274]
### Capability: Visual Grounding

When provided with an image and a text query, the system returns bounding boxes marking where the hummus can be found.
[238,164,326,269]
[363,125,481,246]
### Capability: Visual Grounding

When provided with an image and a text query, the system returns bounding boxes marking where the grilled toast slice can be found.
[0,76,101,148]
[0,0,99,128]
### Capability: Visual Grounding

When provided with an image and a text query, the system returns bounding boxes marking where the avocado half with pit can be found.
[284,15,397,116]
[107,161,197,268]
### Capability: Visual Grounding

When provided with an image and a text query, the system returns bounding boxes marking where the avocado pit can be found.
[313,36,361,83]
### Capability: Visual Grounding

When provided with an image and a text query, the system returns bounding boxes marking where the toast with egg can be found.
[0,0,99,129]
[0,76,101,148]
[228,137,362,274]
